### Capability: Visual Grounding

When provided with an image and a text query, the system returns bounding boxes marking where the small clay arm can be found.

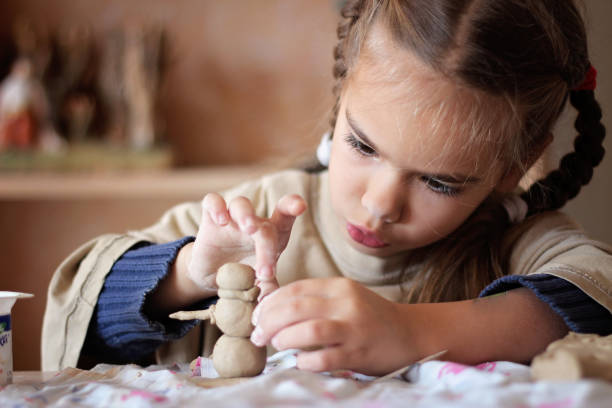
[169,307,214,322]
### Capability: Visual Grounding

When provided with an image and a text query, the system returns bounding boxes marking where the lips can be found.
[346,223,388,248]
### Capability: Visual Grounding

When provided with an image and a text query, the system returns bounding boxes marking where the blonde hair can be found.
[329,0,605,302]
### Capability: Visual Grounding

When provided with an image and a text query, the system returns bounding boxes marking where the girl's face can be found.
[328,27,513,257]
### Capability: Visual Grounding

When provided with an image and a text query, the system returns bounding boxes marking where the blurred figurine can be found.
[63,93,95,142]
[98,31,127,145]
[12,19,51,79]
[47,26,99,143]
[0,59,63,152]
[0,59,45,149]
[123,25,164,150]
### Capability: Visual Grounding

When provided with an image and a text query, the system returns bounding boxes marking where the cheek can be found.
[329,157,357,216]
[409,188,491,241]
[329,142,366,205]
[421,203,470,237]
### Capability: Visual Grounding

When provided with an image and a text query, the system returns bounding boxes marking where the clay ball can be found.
[212,335,267,378]
[214,298,255,337]
[216,263,256,290]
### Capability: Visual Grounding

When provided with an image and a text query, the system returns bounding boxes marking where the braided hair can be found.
[325,0,606,302]
[330,0,367,129]
[523,87,605,216]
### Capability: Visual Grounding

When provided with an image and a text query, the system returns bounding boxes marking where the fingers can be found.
[270,318,346,351]
[252,221,280,281]
[296,346,352,372]
[253,194,306,283]
[252,279,343,325]
[201,193,308,296]
[202,193,230,225]
[270,194,307,234]
[212,196,286,285]
[228,196,259,233]
[251,293,337,347]
[251,280,319,328]
[260,277,350,304]
[256,277,279,301]
[203,193,306,234]
[203,194,260,232]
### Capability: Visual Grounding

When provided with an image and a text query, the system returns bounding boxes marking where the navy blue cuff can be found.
[88,236,218,361]
[480,274,612,335]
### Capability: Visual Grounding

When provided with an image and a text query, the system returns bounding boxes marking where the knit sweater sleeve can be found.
[83,236,218,363]
[480,274,612,335]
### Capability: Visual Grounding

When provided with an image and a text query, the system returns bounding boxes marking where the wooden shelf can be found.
[0,166,274,199]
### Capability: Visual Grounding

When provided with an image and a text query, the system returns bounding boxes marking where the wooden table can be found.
[11,369,248,388]
[11,371,58,385]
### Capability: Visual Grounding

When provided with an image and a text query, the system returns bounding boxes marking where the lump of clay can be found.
[214,298,255,337]
[212,335,267,378]
[171,262,266,378]
[217,286,260,302]
[216,263,256,290]
[531,332,612,381]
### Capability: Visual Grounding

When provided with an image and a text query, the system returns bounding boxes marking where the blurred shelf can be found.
[0,143,173,172]
[0,165,273,199]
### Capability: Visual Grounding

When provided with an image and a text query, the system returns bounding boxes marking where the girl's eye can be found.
[344,133,376,157]
[421,176,462,197]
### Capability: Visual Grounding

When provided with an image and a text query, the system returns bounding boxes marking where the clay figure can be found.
[212,335,267,378]
[216,262,256,290]
[170,263,266,378]
[531,332,612,381]
[170,299,255,337]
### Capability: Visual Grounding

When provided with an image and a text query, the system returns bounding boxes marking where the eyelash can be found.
[344,133,376,157]
[344,132,462,197]
[420,177,462,197]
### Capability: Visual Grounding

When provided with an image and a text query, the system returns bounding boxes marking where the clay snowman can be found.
[170,263,267,378]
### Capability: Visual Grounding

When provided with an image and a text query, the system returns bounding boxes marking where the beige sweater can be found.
[42,170,612,371]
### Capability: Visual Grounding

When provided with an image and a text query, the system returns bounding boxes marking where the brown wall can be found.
[2,197,192,372]
[1,0,339,165]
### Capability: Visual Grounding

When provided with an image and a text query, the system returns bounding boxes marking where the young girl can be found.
[43,0,611,375]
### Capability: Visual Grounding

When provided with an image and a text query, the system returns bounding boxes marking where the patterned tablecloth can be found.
[1,350,611,407]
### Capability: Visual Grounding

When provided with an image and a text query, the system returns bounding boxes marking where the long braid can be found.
[302,0,366,174]
[522,88,606,216]
[330,0,366,130]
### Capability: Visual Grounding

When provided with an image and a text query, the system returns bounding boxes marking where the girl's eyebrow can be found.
[345,108,481,185]
[427,173,482,184]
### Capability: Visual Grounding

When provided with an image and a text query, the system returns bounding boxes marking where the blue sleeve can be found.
[480,274,612,335]
[83,236,218,363]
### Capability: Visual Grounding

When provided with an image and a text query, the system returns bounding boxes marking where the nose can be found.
[361,169,404,225]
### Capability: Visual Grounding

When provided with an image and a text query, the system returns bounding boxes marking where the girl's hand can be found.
[249,277,422,375]
[188,192,306,299]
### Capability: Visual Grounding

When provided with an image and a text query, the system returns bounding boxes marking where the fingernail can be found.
[257,286,278,304]
[251,305,260,326]
[250,326,264,346]
[217,213,228,225]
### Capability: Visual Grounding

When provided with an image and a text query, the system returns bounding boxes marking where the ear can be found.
[495,132,554,193]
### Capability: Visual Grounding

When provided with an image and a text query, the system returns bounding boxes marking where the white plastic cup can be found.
[0,292,33,385]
